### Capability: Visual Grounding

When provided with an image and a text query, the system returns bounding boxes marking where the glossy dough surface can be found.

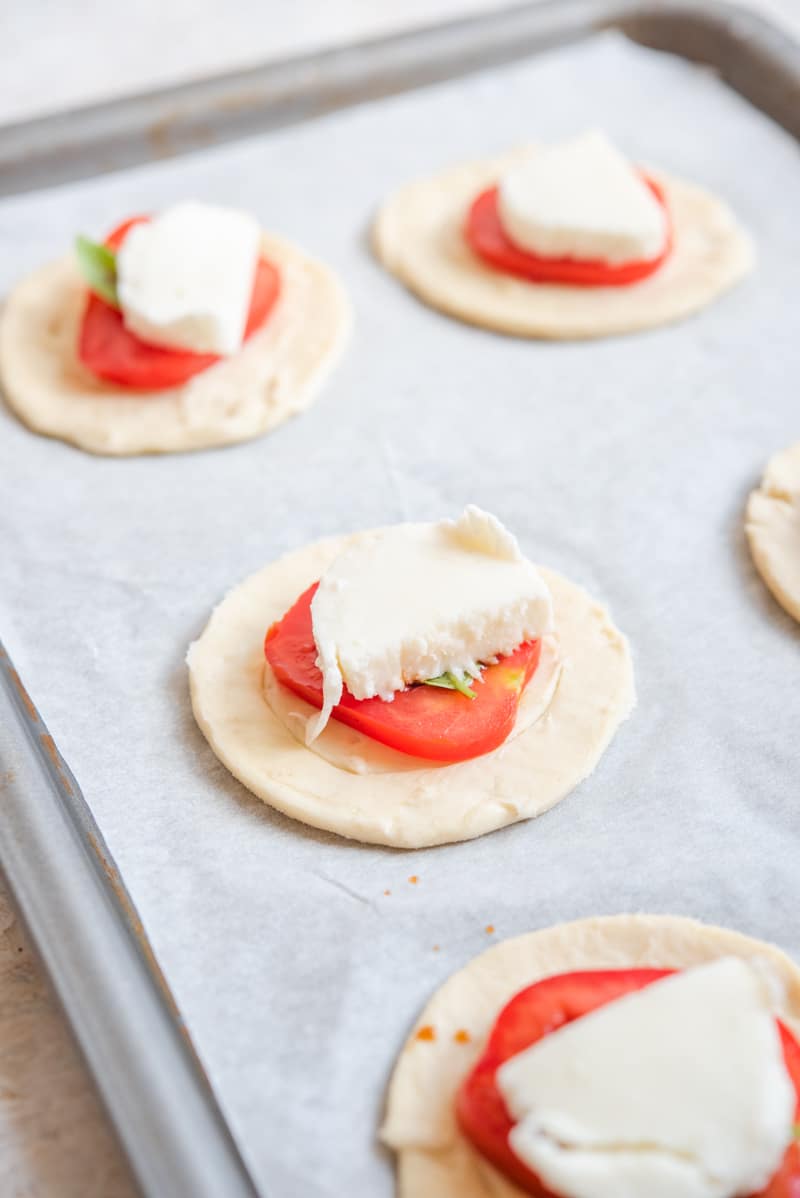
[0,233,350,455]
[373,149,754,340]
[381,914,800,1198]
[746,443,800,625]
[187,532,635,848]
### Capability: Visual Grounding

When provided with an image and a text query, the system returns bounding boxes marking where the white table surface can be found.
[1,3,797,1196]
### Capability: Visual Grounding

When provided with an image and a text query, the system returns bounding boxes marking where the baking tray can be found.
[0,4,798,1197]
[0,645,261,1198]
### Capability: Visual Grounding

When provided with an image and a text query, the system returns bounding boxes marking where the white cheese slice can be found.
[307,506,553,742]
[498,958,795,1198]
[116,201,261,355]
[496,130,667,265]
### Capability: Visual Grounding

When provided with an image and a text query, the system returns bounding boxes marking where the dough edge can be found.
[745,442,800,625]
[373,149,754,340]
[381,913,800,1198]
[0,232,351,455]
[187,531,635,848]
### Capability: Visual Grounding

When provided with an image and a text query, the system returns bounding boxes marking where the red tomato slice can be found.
[264,582,541,763]
[78,215,281,389]
[456,967,800,1197]
[766,1025,800,1198]
[465,176,672,287]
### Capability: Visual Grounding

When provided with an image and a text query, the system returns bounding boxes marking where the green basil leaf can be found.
[422,670,477,700]
[75,235,119,307]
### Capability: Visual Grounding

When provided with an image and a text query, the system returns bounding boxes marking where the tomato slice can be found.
[264,582,541,763]
[456,967,800,1197]
[77,215,281,389]
[465,176,671,287]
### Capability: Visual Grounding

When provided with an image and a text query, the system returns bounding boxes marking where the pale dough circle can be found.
[381,914,800,1198]
[187,532,635,848]
[746,442,800,625]
[0,233,350,455]
[373,149,754,340]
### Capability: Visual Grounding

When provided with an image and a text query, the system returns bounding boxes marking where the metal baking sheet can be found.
[0,645,260,1198]
[1,10,799,1198]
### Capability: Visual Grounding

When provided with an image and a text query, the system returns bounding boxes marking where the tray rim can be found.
[0,641,263,1198]
[0,0,797,198]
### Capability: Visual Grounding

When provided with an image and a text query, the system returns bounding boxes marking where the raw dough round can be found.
[187,531,635,848]
[746,442,800,625]
[0,233,350,455]
[381,914,800,1198]
[373,149,754,340]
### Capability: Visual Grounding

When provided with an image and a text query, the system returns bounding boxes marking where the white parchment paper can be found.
[1,33,798,1198]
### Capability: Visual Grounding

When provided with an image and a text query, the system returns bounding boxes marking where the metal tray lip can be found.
[0,640,262,1198]
[0,0,797,198]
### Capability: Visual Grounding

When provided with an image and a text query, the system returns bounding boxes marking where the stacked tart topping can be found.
[265,507,554,763]
[466,131,671,287]
[458,958,800,1197]
[75,201,280,388]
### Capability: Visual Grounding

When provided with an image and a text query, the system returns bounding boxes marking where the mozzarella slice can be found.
[498,958,795,1198]
[116,201,261,355]
[496,130,667,265]
[307,506,553,742]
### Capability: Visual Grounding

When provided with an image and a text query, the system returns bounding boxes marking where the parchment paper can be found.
[1,33,798,1198]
